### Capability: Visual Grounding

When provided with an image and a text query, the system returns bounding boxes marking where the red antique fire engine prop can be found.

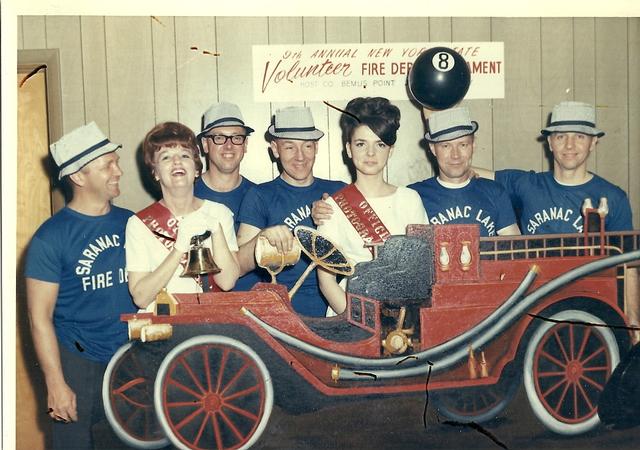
[102,205,640,450]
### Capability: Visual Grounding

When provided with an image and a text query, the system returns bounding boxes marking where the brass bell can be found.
[181,230,221,277]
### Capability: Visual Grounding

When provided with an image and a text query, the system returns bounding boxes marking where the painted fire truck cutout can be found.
[102,206,640,450]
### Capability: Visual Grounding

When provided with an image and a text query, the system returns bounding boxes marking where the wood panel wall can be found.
[17,16,640,224]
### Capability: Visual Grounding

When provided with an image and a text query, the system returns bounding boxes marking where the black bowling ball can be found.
[408,46,471,110]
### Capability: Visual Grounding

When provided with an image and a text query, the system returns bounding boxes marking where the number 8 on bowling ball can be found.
[408,46,471,111]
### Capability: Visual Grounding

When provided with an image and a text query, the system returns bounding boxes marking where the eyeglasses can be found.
[203,134,247,145]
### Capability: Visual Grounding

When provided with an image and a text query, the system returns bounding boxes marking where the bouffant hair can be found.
[339,97,401,147]
[142,122,203,176]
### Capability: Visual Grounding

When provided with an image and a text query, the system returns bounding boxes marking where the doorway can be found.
[16,49,63,450]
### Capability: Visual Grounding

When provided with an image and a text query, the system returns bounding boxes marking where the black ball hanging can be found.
[407,47,471,111]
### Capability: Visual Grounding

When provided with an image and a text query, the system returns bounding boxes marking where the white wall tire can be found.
[102,342,168,449]
[523,309,620,435]
[154,335,273,450]
[432,364,520,423]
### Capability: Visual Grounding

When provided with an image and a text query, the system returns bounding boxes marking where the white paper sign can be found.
[253,42,504,102]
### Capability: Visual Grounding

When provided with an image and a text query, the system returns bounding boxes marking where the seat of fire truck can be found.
[300,314,374,342]
[347,235,434,307]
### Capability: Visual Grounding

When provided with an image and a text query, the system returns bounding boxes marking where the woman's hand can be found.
[175,213,211,252]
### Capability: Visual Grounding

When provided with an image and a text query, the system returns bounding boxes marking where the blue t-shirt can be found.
[495,169,633,234]
[194,176,256,232]
[24,206,137,362]
[194,176,261,291]
[238,176,346,316]
[408,177,517,237]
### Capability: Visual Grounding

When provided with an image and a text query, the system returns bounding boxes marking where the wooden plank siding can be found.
[104,16,157,212]
[452,18,494,172]
[595,18,629,196]
[80,16,110,136]
[629,18,640,228]
[384,17,431,187]
[18,16,639,225]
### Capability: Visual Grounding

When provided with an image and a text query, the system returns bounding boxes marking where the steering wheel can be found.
[288,226,354,298]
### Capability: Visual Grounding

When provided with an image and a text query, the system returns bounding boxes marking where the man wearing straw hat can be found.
[476,101,638,337]
[408,107,520,237]
[195,101,256,230]
[488,101,633,234]
[24,122,136,449]
[236,106,345,316]
[313,107,520,237]
[195,101,261,290]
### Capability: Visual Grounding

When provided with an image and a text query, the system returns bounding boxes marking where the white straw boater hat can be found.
[268,106,324,141]
[50,121,121,179]
[541,101,604,137]
[425,107,479,143]
[198,102,255,139]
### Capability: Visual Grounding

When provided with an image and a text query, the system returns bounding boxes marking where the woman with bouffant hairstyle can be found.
[125,122,240,309]
[339,96,401,150]
[318,97,428,315]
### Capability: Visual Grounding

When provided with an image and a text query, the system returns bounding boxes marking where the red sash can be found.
[136,201,180,251]
[332,184,391,252]
[135,201,220,292]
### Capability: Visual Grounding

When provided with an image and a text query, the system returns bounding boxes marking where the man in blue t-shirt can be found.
[24,122,136,449]
[194,102,260,290]
[410,107,520,237]
[489,102,633,234]
[237,106,344,316]
[476,101,638,338]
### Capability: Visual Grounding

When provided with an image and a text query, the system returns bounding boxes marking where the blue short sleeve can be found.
[25,234,62,283]
[604,188,633,231]
[494,169,532,212]
[238,187,268,229]
[493,185,518,231]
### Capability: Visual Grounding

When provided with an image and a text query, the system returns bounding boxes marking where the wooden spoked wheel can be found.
[524,309,620,435]
[431,364,520,423]
[102,342,168,448]
[154,336,273,450]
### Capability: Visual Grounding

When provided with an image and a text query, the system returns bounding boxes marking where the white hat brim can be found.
[541,124,604,137]
[58,142,121,179]
[425,121,479,143]
[267,125,324,141]
[198,121,254,138]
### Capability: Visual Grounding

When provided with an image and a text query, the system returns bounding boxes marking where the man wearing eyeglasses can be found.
[195,102,260,290]
[195,102,256,231]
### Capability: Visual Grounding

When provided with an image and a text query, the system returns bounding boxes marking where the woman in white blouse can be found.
[318,97,428,315]
[125,122,240,308]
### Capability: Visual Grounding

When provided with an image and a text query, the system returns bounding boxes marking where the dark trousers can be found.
[52,345,107,450]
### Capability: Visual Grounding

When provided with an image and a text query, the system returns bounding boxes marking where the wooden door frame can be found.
[18,49,63,141]
[18,49,64,211]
